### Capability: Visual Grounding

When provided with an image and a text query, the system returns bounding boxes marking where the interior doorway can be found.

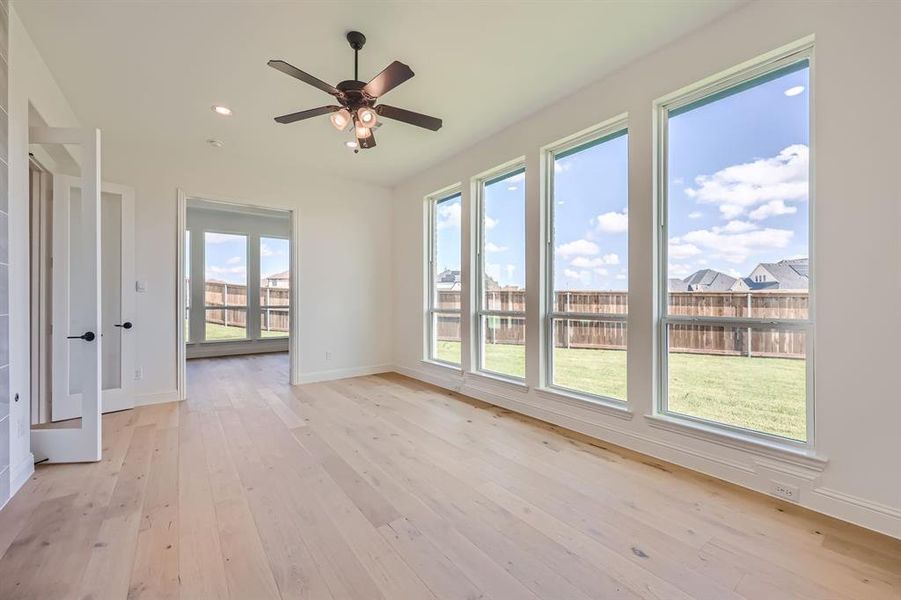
[177,194,298,399]
[27,155,136,426]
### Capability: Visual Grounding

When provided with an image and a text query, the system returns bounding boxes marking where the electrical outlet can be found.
[134,367,143,381]
[770,481,800,503]
[325,351,332,361]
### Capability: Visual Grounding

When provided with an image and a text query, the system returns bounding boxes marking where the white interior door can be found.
[30,127,103,463]
[50,178,135,420]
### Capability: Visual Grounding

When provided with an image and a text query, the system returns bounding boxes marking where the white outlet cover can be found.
[135,280,147,292]
[771,481,800,502]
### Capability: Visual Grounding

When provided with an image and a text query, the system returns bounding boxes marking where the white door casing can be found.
[30,127,103,463]
[49,178,135,420]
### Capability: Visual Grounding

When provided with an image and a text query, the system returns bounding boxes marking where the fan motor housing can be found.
[337,80,373,107]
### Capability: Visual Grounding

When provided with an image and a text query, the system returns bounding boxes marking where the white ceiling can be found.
[17,1,743,187]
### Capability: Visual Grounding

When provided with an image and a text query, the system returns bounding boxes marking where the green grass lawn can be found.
[189,321,288,341]
[436,341,806,440]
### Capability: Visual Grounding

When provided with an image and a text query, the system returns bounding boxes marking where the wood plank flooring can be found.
[0,353,899,599]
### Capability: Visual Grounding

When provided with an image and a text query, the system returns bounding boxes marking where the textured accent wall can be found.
[0,0,10,507]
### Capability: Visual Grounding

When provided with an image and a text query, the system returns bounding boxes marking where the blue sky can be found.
[433,63,809,292]
[203,233,290,285]
[667,65,809,280]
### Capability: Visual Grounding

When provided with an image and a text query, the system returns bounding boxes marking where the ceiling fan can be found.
[268,31,442,152]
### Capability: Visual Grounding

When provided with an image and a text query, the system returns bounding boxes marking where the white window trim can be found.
[473,159,527,383]
[541,115,630,406]
[259,235,291,340]
[653,38,816,451]
[425,184,463,368]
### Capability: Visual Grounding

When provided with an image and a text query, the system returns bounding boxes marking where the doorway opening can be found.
[27,151,136,427]
[178,195,297,398]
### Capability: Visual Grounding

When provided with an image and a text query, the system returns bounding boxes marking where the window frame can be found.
[259,235,291,340]
[425,185,463,367]
[543,117,630,405]
[474,160,527,382]
[654,42,815,448]
[202,229,250,342]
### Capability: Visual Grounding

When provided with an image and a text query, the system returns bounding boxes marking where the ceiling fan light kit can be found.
[269,30,443,152]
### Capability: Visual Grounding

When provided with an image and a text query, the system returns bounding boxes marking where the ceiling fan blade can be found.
[268,59,341,97]
[375,104,442,131]
[358,131,376,149]
[362,61,414,98]
[274,105,341,124]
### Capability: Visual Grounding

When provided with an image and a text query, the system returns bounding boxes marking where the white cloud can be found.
[685,144,809,219]
[668,243,701,260]
[436,201,461,231]
[205,232,242,244]
[594,208,628,234]
[728,268,742,278]
[593,267,609,276]
[570,253,619,268]
[615,273,627,280]
[673,226,793,264]
[485,263,500,281]
[748,199,798,221]
[564,269,591,285]
[715,220,758,234]
[556,239,599,258]
[206,265,246,278]
[554,161,572,174]
[484,242,508,253]
[484,215,499,230]
[226,256,243,265]
[688,211,703,220]
[505,264,516,281]
[668,262,694,278]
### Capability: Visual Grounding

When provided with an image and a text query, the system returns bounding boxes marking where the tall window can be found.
[427,189,462,365]
[204,232,248,340]
[476,165,526,380]
[260,237,290,338]
[659,49,812,442]
[547,123,628,402]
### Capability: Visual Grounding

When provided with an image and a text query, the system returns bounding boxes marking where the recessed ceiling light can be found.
[206,138,224,148]
[345,141,358,149]
[784,86,805,97]
[211,105,233,116]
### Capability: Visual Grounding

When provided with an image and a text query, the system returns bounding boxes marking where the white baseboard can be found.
[295,364,394,385]
[11,453,35,496]
[393,363,901,540]
[134,389,180,407]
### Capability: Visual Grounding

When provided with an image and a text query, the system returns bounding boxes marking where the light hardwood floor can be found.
[0,353,899,599]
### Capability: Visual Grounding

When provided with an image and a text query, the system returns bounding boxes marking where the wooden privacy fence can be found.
[204,281,290,332]
[435,290,808,358]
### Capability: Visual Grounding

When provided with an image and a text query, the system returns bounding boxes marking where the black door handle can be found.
[114,322,133,329]
[67,331,96,342]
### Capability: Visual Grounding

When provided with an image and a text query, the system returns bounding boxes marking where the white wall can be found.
[7,5,81,493]
[7,5,394,496]
[391,1,901,537]
[101,138,394,399]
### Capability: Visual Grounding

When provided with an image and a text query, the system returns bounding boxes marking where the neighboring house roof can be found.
[736,277,780,291]
[264,271,289,280]
[682,269,737,292]
[668,278,689,292]
[755,259,809,290]
[436,269,462,291]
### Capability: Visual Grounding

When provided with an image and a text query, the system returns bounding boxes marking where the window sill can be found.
[420,359,463,374]
[644,413,828,472]
[466,371,529,393]
[535,387,633,421]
